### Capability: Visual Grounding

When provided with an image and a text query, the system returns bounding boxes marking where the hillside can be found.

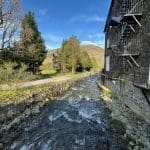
[42,49,58,65]
[43,45,104,71]
[81,45,104,70]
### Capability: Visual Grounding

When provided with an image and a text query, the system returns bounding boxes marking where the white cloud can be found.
[82,32,105,48]
[88,33,104,39]
[81,38,105,48]
[46,44,60,50]
[70,15,105,23]
[48,34,62,42]
[42,33,63,50]
[81,41,99,46]
[39,9,47,16]
[43,33,63,43]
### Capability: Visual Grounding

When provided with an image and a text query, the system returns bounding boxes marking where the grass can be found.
[98,83,112,101]
[0,72,89,103]
[41,69,56,75]
[0,84,50,102]
[0,88,33,101]
[101,89,112,101]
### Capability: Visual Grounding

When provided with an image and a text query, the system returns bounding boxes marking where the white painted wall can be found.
[148,65,150,86]
[107,38,110,48]
[106,56,110,71]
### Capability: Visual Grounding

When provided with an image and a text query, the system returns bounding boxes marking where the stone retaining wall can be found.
[103,79,150,150]
[0,77,86,136]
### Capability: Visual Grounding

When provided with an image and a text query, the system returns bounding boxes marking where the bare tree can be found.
[0,0,21,50]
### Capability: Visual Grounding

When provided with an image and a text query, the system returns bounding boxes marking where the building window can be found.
[148,65,150,86]
[106,56,110,71]
[107,38,110,48]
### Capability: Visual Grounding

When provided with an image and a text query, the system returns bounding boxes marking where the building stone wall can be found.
[103,0,150,149]
[104,79,150,149]
[104,0,150,88]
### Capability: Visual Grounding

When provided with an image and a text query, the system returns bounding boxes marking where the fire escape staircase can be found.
[121,0,143,26]
[110,44,140,68]
[117,0,143,69]
[120,22,136,41]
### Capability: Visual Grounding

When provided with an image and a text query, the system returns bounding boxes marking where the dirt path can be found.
[0,73,88,91]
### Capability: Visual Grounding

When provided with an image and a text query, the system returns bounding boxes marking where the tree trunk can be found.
[72,67,75,74]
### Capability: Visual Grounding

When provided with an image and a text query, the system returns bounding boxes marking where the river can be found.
[3,75,128,150]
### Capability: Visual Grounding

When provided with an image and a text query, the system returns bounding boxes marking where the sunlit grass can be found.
[41,69,56,75]
[98,83,112,101]
[0,72,89,102]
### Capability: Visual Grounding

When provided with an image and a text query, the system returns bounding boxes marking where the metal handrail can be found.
[120,0,144,17]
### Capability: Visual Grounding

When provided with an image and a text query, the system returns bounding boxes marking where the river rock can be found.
[0,143,3,149]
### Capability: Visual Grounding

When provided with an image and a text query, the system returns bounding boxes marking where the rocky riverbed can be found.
[0,76,129,149]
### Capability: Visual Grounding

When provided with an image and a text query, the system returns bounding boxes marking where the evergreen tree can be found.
[68,36,81,73]
[16,11,46,73]
[80,51,92,71]
[58,36,80,73]
[58,40,68,72]
[57,35,94,73]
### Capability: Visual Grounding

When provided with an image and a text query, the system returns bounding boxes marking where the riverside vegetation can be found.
[0,6,103,94]
[0,2,104,109]
[0,9,103,85]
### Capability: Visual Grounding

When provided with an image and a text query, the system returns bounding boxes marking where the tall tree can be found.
[68,36,81,73]
[80,51,92,71]
[57,40,69,72]
[16,11,46,73]
[0,0,21,50]
[58,36,80,73]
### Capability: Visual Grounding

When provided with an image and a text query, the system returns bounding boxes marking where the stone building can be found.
[103,0,150,149]
[104,0,150,89]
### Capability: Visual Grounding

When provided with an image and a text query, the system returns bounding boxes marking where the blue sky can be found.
[21,0,111,50]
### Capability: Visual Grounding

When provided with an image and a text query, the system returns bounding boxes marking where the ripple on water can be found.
[41,140,52,150]
[20,145,28,150]
[71,87,78,91]
[49,111,66,123]
[78,102,102,124]
[75,138,85,146]
[48,110,82,124]
[63,112,82,123]
[79,107,100,119]
[68,98,80,107]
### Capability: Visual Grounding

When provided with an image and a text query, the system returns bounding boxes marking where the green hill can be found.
[42,45,104,73]
[81,45,104,71]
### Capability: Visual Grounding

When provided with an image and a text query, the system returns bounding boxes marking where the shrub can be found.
[100,87,112,101]
[0,62,37,84]
[40,64,56,75]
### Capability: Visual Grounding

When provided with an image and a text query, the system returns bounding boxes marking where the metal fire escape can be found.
[119,0,143,69]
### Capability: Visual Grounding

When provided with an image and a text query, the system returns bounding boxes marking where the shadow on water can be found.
[1,75,128,150]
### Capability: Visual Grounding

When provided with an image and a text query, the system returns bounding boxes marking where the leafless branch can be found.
[0,0,22,49]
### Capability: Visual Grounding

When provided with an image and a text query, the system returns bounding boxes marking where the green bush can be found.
[101,89,112,101]
[0,62,37,84]
[40,64,56,75]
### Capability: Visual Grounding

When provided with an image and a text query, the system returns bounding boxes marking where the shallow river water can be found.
[4,76,128,150]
